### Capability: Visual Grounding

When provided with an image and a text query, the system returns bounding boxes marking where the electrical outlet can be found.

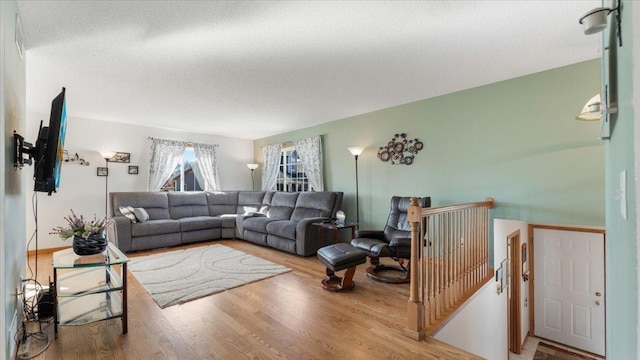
[9,311,18,358]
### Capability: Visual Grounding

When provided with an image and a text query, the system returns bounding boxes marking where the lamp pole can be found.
[247,164,259,191]
[104,157,109,217]
[347,147,365,229]
[101,152,115,218]
[354,154,360,227]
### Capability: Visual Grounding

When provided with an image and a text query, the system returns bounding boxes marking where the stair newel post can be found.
[404,197,425,340]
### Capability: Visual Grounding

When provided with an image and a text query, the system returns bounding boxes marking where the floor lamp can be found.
[101,152,115,217]
[247,163,259,190]
[347,146,365,228]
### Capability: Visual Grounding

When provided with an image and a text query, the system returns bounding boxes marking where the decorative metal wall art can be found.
[377,133,423,165]
[62,150,90,166]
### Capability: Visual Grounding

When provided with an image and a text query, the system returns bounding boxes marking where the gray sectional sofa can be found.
[107,190,343,256]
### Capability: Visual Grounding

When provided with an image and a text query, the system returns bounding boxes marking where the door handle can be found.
[595,300,601,305]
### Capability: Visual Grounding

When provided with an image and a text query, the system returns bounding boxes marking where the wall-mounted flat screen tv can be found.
[34,87,67,195]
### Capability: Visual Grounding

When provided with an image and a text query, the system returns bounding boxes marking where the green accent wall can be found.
[604,1,637,358]
[254,59,604,266]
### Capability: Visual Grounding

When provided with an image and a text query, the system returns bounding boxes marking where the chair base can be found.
[321,266,357,292]
[365,264,410,284]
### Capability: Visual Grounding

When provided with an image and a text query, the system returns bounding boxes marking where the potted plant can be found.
[51,210,111,255]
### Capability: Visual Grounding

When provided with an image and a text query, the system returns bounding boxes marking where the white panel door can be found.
[533,228,605,356]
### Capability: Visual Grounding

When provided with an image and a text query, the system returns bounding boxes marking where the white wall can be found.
[25,113,254,250]
[433,219,528,360]
[1,1,27,358]
[433,280,507,360]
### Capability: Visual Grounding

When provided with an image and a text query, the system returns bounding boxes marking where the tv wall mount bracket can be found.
[13,130,35,168]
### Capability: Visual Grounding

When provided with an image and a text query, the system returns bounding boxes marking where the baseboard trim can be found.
[28,246,70,257]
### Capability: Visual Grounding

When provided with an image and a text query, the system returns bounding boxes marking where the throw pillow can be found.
[132,207,149,223]
[119,206,137,223]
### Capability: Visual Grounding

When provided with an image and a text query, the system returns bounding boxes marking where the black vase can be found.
[72,233,107,256]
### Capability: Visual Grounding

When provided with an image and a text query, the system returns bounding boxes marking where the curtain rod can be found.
[262,134,323,148]
[147,137,219,148]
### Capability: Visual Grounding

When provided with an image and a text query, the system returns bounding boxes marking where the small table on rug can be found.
[312,221,357,244]
[52,242,129,338]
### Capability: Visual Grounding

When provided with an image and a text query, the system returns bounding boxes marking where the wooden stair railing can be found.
[405,197,494,340]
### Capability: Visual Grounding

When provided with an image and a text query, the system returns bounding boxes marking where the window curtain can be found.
[190,161,205,190]
[261,143,282,190]
[293,135,324,191]
[193,143,220,191]
[147,139,187,191]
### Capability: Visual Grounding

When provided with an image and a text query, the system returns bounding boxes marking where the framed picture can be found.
[97,167,108,176]
[128,165,139,175]
[109,152,130,163]
[495,266,503,294]
[501,258,510,290]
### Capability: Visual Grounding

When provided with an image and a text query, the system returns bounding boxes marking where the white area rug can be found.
[129,244,291,308]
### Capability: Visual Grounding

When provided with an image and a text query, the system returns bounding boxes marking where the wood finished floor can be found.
[26,240,482,359]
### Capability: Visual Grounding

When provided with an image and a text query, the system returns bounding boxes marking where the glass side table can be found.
[53,242,129,338]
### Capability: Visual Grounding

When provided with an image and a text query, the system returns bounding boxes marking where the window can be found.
[161,147,203,192]
[276,147,312,192]
[261,136,323,192]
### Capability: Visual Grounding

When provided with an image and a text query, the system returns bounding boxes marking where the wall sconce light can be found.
[575,93,618,121]
[575,94,603,121]
[247,163,259,190]
[578,0,622,46]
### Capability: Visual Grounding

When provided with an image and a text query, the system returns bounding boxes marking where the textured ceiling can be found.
[18,1,602,140]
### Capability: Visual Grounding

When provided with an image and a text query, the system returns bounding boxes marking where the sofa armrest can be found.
[108,216,132,253]
[295,217,333,257]
[355,230,385,240]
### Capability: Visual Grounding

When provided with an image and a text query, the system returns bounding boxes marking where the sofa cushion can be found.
[112,192,171,220]
[133,208,149,223]
[243,217,280,233]
[218,214,237,228]
[168,192,209,219]
[206,191,239,216]
[290,192,336,221]
[266,220,297,240]
[178,216,222,232]
[119,206,138,223]
[266,192,299,220]
[131,219,180,237]
[237,191,267,214]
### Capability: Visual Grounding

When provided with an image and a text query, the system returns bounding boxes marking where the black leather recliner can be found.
[350,196,430,283]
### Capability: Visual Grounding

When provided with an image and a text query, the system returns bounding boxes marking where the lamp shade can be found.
[579,7,609,35]
[247,163,259,170]
[100,151,116,160]
[347,146,365,156]
[575,94,602,121]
